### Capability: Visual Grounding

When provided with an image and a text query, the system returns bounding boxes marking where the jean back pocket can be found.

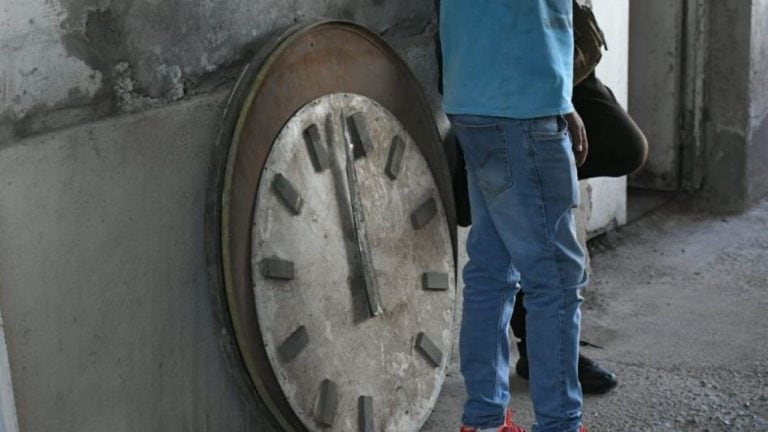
[450,116,512,197]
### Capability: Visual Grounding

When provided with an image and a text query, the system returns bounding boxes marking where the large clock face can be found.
[207,20,458,432]
[251,93,455,431]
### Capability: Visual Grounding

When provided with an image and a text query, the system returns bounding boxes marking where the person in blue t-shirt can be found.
[437,0,648,403]
[441,1,590,431]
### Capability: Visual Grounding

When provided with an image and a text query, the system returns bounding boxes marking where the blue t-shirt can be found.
[440,0,575,119]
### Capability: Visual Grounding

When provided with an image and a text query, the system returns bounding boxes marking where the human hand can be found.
[565,111,588,167]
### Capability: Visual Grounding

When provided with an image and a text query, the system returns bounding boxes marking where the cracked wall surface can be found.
[0,1,104,122]
[0,0,434,141]
[0,2,440,430]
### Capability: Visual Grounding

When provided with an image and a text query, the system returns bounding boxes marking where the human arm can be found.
[565,110,589,166]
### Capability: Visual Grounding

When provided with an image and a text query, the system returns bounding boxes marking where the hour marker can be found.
[411,197,437,229]
[272,173,304,215]
[261,257,295,280]
[358,396,375,432]
[278,326,309,363]
[315,379,339,427]
[415,332,443,368]
[304,123,330,172]
[346,112,374,159]
[385,135,406,180]
[422,272,450,291]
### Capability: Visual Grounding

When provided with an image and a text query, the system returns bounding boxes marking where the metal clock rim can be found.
[205,20,458,432]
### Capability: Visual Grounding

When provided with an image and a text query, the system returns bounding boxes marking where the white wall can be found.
[584,0,629,236]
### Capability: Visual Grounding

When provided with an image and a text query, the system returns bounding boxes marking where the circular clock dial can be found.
[250,93,455,431]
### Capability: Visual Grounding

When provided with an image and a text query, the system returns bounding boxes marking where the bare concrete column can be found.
[627,0,768,212]
[748,0,768,204]
[699,0,768,211]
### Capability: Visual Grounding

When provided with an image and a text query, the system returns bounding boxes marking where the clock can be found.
[206,21,458,432]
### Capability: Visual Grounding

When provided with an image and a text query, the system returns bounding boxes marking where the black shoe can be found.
[515,354,618,394]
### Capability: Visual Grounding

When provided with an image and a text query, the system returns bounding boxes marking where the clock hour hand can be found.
[341,110,384,317]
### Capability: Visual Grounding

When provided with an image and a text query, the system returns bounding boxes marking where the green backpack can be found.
[573,1,608,84]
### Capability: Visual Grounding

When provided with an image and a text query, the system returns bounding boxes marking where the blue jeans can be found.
[451,114,588,432]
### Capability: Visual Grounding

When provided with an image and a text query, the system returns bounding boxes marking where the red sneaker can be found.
[459,409,527,432]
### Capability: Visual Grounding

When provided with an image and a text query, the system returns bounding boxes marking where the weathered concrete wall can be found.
[0,0,434,140]
[628,0,768,212]
[628,0,683,191]
[0,90,286,431]
[0,2,440,431]
[0,1,103,129]
[748,0,768,204]
[701,1,751,212]
[750,1,768,123]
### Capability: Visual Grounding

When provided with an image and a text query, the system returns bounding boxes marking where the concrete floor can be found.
[422,197,768,432]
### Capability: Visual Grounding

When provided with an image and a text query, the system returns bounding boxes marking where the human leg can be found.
[455,118,520,429]
[452,114,587,432]
[511,117,586,432]
[508,73,644,394]
[513,289,617,394]
[574,73,648,179]
[510,290,527,357]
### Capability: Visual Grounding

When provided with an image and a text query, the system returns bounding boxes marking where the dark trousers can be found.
[510,72,648,353]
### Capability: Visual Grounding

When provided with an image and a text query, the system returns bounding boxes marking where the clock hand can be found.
[341,110,384,317]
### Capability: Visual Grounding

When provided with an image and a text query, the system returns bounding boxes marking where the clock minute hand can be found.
[341,110,384,317]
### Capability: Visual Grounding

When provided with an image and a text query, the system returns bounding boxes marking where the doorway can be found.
[627,0,707,220]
